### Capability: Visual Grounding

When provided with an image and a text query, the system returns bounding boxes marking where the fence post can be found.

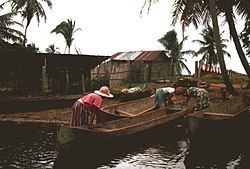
[41,56,49,93]
[80,69,85,94]
[65,69,69,95]
[195,61,198,79]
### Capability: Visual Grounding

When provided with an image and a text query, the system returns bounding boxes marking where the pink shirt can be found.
[81,93,102,108]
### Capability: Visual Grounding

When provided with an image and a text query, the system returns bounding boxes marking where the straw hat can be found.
[94,86,113,98]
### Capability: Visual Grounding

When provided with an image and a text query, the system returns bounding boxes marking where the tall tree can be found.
[0,2,23,43]
[11,0,52,45]
[217,0,250,79]
[209,0,238,95]
[158,30,192,76]
[193,26,231,68]
[170,0,238,96]
[172,0,250,79]
[51,19,81,54]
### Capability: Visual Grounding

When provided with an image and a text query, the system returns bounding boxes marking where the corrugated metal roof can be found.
[111,51,165,61]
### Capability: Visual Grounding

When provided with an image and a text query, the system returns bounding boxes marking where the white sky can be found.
[5,0,250,74]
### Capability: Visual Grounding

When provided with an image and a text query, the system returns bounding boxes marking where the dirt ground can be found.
[0,81,248,124]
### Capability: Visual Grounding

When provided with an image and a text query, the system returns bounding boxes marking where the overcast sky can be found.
[7,0,249,74]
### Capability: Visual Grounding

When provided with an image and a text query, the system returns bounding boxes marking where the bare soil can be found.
[0,81,247,124]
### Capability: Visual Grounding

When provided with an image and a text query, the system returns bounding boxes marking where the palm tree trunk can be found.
[23,24,28,46]
[173,62,177,76]
[209,0,238,96]
[225,11,250,80]
[169,58,174,77]
[68,46,70,54]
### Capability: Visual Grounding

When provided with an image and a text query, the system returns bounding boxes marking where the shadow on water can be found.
[1,111,249,168]
[0,122,58,169]
[54,123,189,169]
[184,112,250,169]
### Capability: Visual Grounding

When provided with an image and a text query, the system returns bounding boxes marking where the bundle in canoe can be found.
[119,87,153,102]
[56,96,192,150]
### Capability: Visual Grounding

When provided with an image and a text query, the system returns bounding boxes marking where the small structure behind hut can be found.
[91,51,170,88]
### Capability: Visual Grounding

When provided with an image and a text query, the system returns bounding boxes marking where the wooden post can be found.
[240,78,243,91]
[148,62,152,82]
[127,60,131,86]
[41,56,49,93]
[81,69,86,94]
[144,63,149,82]
[65,69,69,95]
[109,61,114,89]
[197,60,203,86]
[195,61,199,79]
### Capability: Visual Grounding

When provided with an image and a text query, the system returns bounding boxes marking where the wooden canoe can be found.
[56,99,192,150]
[101,95,156,117]
[189,96,250,121]
[187,96,250,135]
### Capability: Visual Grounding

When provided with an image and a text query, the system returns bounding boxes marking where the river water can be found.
[0,113,249,169]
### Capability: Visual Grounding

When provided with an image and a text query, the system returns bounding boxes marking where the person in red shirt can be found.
[70,86,113,128]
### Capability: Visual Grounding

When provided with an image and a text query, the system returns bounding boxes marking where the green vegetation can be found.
[10,0,52,45]
[0,2,23,43]
[0,40,40,52]
[171,0,238,96]
[87,77,109,92]
[240,20,250,57]
[0,0,249,96]
[51,19,81,54]
[45,44,60,54]
[158,30,192,76]
[192,26,231,67]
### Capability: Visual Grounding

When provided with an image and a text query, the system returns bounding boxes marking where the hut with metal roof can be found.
[91,51,170,87]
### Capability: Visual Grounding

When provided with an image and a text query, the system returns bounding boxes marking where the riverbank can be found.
[0,77,248,125]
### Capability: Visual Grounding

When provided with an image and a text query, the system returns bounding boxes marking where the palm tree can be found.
[217,0,250,79]
[0,2,23,43]
[10,0,52,45]
[193,26,231,69]
[171,0,238,96]
[26,42,39,52]
[240,19,250,57]
[51,19,81,54]
[209,0,238,96]
[158,30,192,76]
[45,44,60,54]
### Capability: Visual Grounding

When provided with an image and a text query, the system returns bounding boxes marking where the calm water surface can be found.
[0,113,249,169]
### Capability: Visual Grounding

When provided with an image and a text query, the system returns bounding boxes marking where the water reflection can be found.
[105,141,188,169]
[54,126,189,169]
[0,113,249,169]
[184,113,250,169]
[0,123,58,169]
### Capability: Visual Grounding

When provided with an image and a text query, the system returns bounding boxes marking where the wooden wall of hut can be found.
[150,61,168,81]
[91,61,110,79]
[91,60,169,88]
[109,61,130,87]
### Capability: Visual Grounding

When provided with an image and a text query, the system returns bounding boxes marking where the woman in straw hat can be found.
[70,86,113,128]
